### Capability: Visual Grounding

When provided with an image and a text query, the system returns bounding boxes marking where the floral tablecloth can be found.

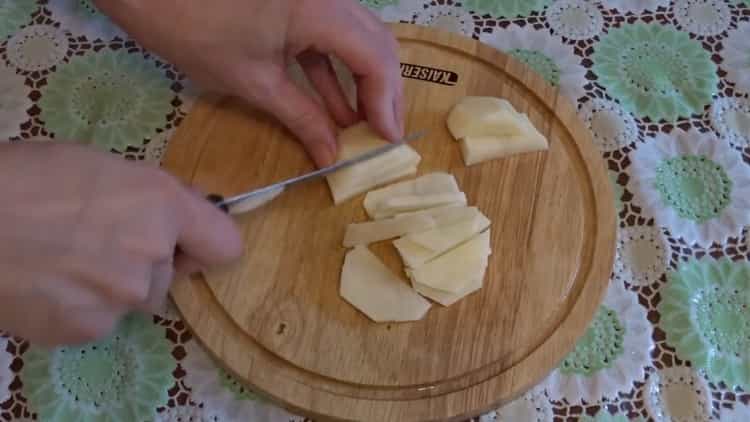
[1,0,749,421]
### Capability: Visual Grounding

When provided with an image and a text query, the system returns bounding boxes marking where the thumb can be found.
[248,70,340,168]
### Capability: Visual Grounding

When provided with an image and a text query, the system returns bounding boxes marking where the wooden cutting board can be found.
[163,23,616,422]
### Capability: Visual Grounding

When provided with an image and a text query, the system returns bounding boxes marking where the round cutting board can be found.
[163,23,616,422]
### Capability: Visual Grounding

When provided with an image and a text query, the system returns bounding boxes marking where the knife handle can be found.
[205,193,229,213]
[174,193,229,260]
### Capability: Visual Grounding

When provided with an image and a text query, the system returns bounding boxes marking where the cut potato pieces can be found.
[373,192,467,219]
[408,230,491,293]
[412,273,484,307]
[363,172,460,218]
[397,205,479,227]
[326,122,421,204]
[343,214,435,247]
[447,96,549,166]
[447,96,523,140]
[406,209,490,252]
[340,245,431,322]
[394,208,490,268]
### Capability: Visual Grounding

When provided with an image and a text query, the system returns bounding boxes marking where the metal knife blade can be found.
[215,129,426,214]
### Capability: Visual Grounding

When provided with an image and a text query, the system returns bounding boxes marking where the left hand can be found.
[95,0,405,168]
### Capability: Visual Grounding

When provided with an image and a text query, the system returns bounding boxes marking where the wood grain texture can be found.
[163,24,617,422]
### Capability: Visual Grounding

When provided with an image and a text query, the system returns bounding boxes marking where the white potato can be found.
[340,245,431,322]
[343,214,435,247]
[408,230,491,293]
[406,210,490,252]
[326,122,421,204]
[363,172,460,218]
[447,96,548,166]
[447,96,523,140]
[412,274,484,306]
[373,192,467,219]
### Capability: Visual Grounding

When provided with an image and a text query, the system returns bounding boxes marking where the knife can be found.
[205,129,427,215]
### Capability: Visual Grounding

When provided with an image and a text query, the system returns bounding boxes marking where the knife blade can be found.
[208,129,426,215]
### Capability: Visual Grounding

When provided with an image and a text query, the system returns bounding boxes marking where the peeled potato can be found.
[394,208,490,268]
[340,245,431,322]
[374,192,467,219]
[343,214,435,247]
[406,210,490,252]
[408,230,491,293]
[326,122,421,204]
[412,273,484,306]
[363,172,460,218]
[447,96,549,166]
[396,205,480,227]
[447,96,523,140]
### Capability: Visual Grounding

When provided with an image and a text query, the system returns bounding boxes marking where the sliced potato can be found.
[447,96,548,166]
[394,209,490,268]
[326,122,421,204]
[340,245,431,322]
[408,230,491,293]
[412,275,483,306]
[363,172,460,218]
[447,96,523,141]
[396,205,479,227]
[343,214,435,247]
[374,192,467,219]
[406,209,490,252]
[393,237,435,269]
[460,116,548,166]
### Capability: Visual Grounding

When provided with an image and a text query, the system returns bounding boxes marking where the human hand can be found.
[95,0,404,168]
[0,142,242,346]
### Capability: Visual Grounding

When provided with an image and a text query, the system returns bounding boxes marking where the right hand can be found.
[0,142,242,346]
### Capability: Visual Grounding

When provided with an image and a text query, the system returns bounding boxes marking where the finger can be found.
[174,253,203,276]
[174,185,244,268]
[65,308,123,345]
[250,70,339,168]
[298,51,358,128]
[311,7,404,141]
[138,259,175,314]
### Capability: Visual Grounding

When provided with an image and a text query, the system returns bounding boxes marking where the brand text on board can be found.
[400,63,458,86]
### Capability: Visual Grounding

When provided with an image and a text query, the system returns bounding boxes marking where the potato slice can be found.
[396,205,478,227]
[363,172,460,218]
[408,230,491,293]
[393,237,435,269]
[412,274,484,306]
[460,116,548,166]
[373,192,467,219]
[340,245,431,322]
[447,96,523,141]
[447,96,548,166]
[326,122,421,204]
[394,209,490,268]
[343,214,435,247]
[406,209,490,252]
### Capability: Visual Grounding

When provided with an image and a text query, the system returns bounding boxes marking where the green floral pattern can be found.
[508,49,561,85]
[39,49,173,151]
[22,313,175,422]
[653,155,732,223]
[660,258,750,390]
[0,0,36,40]
[592,23,718,122]
[463,0,552,18]
[560,306,626,376]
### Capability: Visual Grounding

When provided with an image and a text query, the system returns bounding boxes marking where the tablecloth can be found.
[0,0,749,420]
